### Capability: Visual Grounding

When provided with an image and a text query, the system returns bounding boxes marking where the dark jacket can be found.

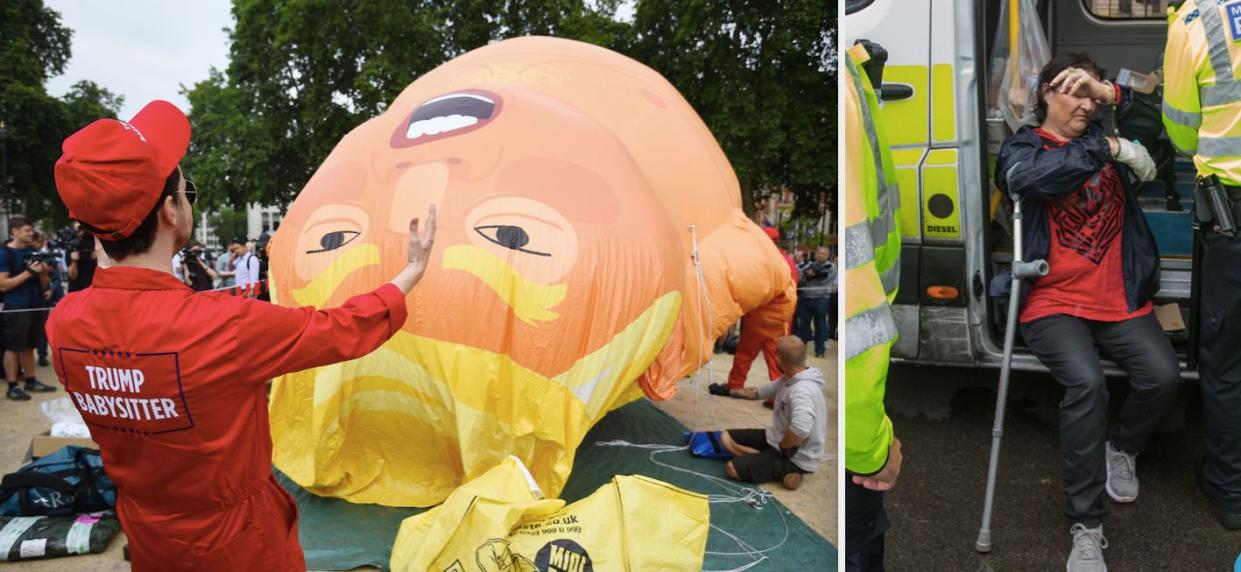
[994,121,1161,312]
[797,260,835,299]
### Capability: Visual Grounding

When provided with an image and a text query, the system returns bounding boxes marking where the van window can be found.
[846,0,875,15]
[1082,0,1170,20]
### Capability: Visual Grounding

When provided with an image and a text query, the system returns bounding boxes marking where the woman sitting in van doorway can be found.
[995,52,1179,572]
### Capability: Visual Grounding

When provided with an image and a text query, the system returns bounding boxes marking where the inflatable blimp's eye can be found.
[473,225,550,257]
[307,230,360,254]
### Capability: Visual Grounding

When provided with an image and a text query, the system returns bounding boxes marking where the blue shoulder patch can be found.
[1185,8,1199,25]
[1228,2,1241,40]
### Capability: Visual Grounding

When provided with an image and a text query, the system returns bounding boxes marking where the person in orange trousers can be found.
[47,100,438,571]
[711,226,798,396]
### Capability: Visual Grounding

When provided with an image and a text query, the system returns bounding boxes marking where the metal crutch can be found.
[976,182,1048,553]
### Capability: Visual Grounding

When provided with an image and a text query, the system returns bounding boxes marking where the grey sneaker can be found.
[1067,523,1108,572]
[1105,442,1138,503]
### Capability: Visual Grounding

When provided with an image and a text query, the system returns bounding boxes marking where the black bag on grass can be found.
[0,512,120,561]
[0,446,116,516]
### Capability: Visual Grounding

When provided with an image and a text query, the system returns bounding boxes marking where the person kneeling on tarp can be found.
[715,335,827,490]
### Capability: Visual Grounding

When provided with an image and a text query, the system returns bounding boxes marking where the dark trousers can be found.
[795,296,830,354]
[1199,232,1241,511]
[1020,312,1181,526]
[845,476,888,572]
[828,293,838,339]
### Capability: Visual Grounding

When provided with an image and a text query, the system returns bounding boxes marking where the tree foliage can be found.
[1,0,124,226]
[205,205,249,245]
[183,0,834,219]
[628,0,835,217]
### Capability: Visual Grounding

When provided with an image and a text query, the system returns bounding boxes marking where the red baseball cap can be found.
[54,100,191,241]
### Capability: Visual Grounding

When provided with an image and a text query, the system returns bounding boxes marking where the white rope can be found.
[673,226,832,570]
[680,226,780,570]
[688,224,720,429]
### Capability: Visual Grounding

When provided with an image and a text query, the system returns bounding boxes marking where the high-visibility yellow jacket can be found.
[1163,0,1241,185]
[844,44,901,475]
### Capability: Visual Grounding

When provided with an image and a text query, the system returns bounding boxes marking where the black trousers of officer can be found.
[845,475,888,572]
[1021,313,1181,526]
[1200,232,1241,512]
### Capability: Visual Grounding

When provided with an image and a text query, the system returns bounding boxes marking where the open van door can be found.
[847,0,985,363]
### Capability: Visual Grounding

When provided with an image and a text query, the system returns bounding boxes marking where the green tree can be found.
[205,206,248,245]
[184,0,833,221]
[0,0,125,226]
[62,80,124,126]
[186,0,626,210]
[628,0,835,218]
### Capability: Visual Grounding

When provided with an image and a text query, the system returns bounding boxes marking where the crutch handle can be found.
[1011,259,1048,280]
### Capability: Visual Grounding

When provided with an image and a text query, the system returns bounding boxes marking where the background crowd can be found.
[0,215,272,401]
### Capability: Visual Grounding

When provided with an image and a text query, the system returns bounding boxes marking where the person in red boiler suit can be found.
[46,100,437,571]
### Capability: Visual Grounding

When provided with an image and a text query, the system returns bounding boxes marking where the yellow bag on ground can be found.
[391,456,709,571]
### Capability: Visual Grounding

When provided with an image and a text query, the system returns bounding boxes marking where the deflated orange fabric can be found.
[268,36,795,507]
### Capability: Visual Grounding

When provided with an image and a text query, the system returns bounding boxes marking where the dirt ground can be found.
[0,343,837,569]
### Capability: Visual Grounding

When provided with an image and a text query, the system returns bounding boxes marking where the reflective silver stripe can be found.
[844,210,897,272]
[1198,135,1241,156]
[1162,100,1203,127]
[1201,80,1241,107]
[844,221,874,270]
[1198,0,1236,85]
[846,55,902,300]
[844,304,898,361]
[847,57,902,218]
[869,209,897,252]
[880,263,900,297]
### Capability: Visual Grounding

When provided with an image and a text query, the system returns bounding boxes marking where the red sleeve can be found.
[235,283,409,383]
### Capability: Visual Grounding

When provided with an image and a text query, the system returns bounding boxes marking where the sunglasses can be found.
[183,178,197,206]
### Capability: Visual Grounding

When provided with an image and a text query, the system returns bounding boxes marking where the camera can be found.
[53,226,95,255]
[27,251,54,267]
[807,261,830,276]
[181,247,212,272]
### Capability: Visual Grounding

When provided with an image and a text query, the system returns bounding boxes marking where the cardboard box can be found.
[30,431,98,458]
[1116,67,1162,95]
[1155,303,1186,332]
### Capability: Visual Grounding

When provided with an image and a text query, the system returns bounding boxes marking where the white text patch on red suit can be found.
[57,348,194,435]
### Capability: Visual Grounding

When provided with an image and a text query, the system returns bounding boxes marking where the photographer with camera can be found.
[0,217,58,400]
[64,222,98,292]
[796,246,835,358]
[33,231,65,367]
[178,240,216,292]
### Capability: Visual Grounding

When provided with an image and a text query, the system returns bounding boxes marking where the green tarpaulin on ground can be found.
[277,398,835,571]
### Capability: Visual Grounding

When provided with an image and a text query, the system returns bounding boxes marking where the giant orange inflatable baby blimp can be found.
[268,36,797,507]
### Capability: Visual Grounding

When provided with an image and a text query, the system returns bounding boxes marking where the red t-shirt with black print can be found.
[1019,128,1153,324]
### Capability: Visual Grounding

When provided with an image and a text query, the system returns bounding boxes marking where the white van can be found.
[844,0,1198,375]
